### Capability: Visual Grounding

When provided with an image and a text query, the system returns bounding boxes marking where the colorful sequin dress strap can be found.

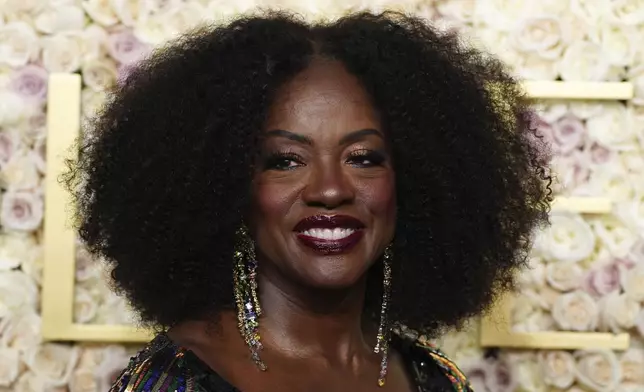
[110,334,197,392]
[416,337,473,392]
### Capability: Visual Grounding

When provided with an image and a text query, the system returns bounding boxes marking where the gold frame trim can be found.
[41,75,632,344]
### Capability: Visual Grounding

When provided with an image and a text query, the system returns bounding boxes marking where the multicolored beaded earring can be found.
[374,245,393,387]
[233,226,266,371]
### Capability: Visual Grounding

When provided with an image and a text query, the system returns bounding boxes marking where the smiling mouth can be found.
[293,215,365,255]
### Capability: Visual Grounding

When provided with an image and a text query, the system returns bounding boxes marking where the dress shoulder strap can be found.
[109,334,197,392]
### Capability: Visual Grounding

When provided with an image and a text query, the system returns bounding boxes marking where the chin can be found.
[296,258,369,290]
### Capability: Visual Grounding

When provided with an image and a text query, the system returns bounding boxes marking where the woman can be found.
[65,10,551,392]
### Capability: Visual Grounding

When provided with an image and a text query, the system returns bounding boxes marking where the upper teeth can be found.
[301,228,355,240]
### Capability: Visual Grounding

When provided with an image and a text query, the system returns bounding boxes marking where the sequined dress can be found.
[110,333,473,392]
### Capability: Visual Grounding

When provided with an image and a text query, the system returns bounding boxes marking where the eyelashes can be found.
[262,149,387,171]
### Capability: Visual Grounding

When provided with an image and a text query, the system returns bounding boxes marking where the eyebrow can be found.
[264,128,383,146]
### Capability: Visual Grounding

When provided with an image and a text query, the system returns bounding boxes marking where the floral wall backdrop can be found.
[1,0,644,391]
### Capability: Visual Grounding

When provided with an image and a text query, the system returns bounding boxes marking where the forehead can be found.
[265,59,380,130]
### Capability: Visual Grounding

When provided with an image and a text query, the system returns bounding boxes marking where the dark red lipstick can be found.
[294,215,365,255]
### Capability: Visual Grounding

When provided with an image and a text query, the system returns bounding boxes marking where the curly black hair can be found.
[64,10,551,335]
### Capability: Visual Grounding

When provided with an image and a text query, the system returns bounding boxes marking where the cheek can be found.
[358,175,396,219]
[251,179,298,226]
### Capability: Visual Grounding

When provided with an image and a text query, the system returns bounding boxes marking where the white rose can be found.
[30,136,46,175]
[13,372,47,392]
[0,22,39,67]
[537,213,595,263]
[69,369,97,392]
[637,309,644,337]
[570,0,609,26]
[110,0,150,27]
[517,256,546,289]
[204,0,256,24]
[511,16,568,59]
[74,287,98,324]
[25,344,80,387]
[94,346,131,392]
[588,23,636,66]
[82,0,119,27]
[436,0,475,24]
[1,0,47,17]
[558,40,610,81]
[0,91,30,126]
[21,245,43,284]
[159,2,206,38]
[81,88,107,118]
[0,130,19,167]
[568,101,604,120]
[0,189,43,232]
[619,151,644,174]
[551,290,598,331]
[546,262,583,292]
[621,264,644,302]
[432,325,480,362]
[0,310,41,351]
[473,0,530,28]
[34,5,85,34]
[592,216,638,258]
[1,151,41,190]
[550,152,590,194]
[76,246,101,282]
[0,270,38,313]
[0,348,19,387]
[575,350,621,392]
[514,54,559,81]
[620,348,644,383]
[607,0,644,25]
[22,112,48,146]
[0,231,37,271]
[539,351,575,389]
[586,103,636,151]
[82,58,117,92]
[41,34,82,73]
[599,291,640,333]
[535,103,568,123]
[95,292,137,325]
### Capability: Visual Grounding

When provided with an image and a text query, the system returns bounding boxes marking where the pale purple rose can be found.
[461,358,497,392]
[31,137,46,174]
[552,114,586,155]
[583,262,622,298]
[9,65,49,103]
[637,309,644,337]
[107,29,150,65]
[0,190,44,232]
[588,142,614,165]
[0,132,17,167]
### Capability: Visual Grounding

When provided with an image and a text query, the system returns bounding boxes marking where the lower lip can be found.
[295,231,364,255]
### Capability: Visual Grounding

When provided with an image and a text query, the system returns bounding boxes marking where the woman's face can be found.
[251,59,396,290]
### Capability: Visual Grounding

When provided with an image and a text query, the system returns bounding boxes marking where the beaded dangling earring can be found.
[374,245,393,387]
[233,226,266,371]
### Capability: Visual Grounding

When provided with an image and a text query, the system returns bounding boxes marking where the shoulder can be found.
[109,334,196,392]
[414,336,473,391]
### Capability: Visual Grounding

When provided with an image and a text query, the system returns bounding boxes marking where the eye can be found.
[347,149,386,167]
[264,152,304,171]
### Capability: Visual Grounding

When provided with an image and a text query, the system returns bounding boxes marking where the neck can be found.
[256,265,374,363]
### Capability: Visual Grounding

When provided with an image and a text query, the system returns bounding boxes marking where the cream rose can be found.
[514,54,559,81]
[432,325,480,362]
[620,348,644,383]
[575,350,621,392]
[599,291,641,333]
[587,103,636,151]
[512,16,568,59]
[82,58,118,91]
[81,88,108,118]
[82,0,119,26]
[621,264,644,302]
[110,0,150,27]
[546,261,583,292]
[0,231,36,271]
[608,0,644,25]
[568,101,603,120]
[69,369,97,392]
[558,40,610,82]
[473,0,529,28]
[23,112,48,145]
[537,213,595,263]
[0,91,30,126]
[551,152,591,193]
[580,164,633,202]
[41,34,82,73]
[0,130,18,167]
[75,246,101,282]
[74,287,98,324]
[159,2,207,38]
[0,189,44,232]
[20,244,43,284]
[592,216,638,258]
[1,151,41,190]
[94,346,131,392]
[13,371,47,392]
[0,22,40,67]
[588,24,636,66]
[0,348,19,387]
[24,344,80,387]
[0,310,41,351]
[539,351,575,389]
[637,309,644,337]
[0,271,38,313]
[552,290,598,331]
[34,5,86,34]
[508,353,547,392]
[436,0,475,24]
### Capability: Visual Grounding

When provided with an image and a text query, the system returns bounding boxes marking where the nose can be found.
[301,161,355,209]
